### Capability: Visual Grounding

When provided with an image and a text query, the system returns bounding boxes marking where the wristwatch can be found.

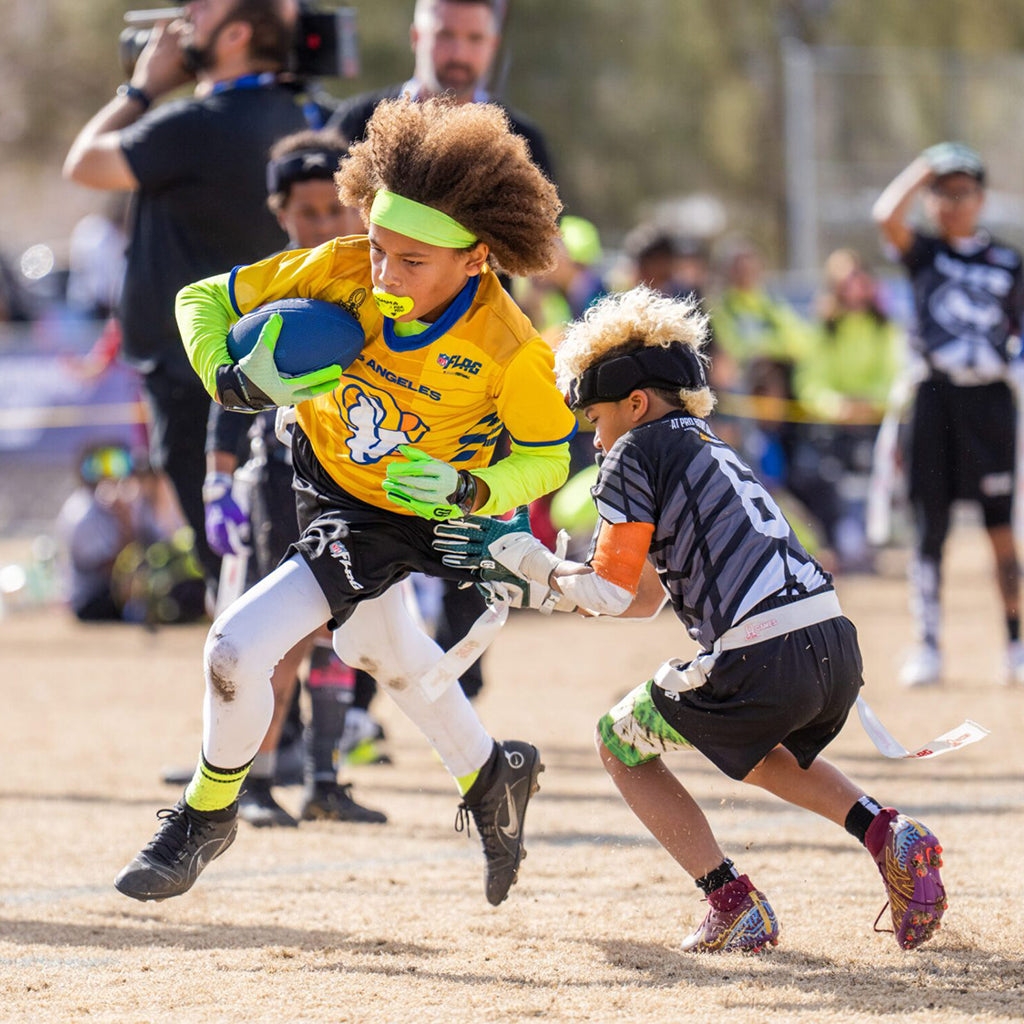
[116,83,152,111]
[450,470,478,516]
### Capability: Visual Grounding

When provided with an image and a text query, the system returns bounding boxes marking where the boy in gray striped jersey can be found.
[434,286,946,953]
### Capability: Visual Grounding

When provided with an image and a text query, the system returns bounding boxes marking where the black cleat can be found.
[299,782,387,824]
[238,778,298,828]
[456,740,543,906]
[114,800,238,902]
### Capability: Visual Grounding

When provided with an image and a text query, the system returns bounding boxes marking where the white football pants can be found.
[202,555,494,778]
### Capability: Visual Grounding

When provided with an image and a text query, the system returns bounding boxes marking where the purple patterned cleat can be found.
[681,875,780,953]
[866,808,946,950]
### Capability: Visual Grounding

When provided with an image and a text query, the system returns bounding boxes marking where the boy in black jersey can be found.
[435,286,947,952]
[873,143,1024,687]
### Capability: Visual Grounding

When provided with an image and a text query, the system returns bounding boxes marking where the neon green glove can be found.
[229,313,343,410]
[382,445,476,521]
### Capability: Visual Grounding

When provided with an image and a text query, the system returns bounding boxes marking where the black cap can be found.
[266,146,343,197]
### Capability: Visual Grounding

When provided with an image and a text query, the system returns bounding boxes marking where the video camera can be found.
[119,3,359,80]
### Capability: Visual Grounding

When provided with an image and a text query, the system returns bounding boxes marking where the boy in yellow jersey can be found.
[115,98,577,908]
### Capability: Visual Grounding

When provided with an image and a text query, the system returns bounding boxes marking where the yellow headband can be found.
[369,190,477,248]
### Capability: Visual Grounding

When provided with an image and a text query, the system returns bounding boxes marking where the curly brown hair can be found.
[335,97,562,277]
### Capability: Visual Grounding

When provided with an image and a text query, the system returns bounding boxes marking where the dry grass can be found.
[1,528,1022,1023]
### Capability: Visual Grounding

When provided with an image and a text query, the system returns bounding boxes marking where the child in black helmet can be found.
[436,286,948,953]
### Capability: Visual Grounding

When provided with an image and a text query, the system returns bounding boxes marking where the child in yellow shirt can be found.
[116,98,576,909]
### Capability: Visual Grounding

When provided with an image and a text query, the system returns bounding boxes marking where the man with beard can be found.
[327,0,554,183]
[64,0,308,590]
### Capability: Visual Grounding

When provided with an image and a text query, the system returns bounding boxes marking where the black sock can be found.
[305,684,351,785]
[695,858,739,895]
[844,794,882,845]
[1008,617,1020,643]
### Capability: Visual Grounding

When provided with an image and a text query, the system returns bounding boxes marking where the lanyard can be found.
[210,71,278,95]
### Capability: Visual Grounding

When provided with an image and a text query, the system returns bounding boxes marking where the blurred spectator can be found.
[0,249,33,323]
[62,0,309,588]
[264,128,364,242]
[513,215,608,545]
[621,222,693,298]
[56,443,204,624]
[796,249,903,422]
[548,461,599,561]
[712,238,811,392]
[789,249,905,572]
[709,240,846,565]
[65,194,130,320]
[514,215,606,341]
[327,0,554,183]
[559,215,608,315]
[674,236,713,304]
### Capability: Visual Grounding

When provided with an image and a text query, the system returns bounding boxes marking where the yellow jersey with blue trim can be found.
[228,236,578,512]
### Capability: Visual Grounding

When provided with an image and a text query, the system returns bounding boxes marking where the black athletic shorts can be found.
[907,377,1016,526]
[647,615,864,780]
[287,428,476,626]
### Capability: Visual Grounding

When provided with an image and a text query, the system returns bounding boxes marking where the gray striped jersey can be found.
[591,414,831,648]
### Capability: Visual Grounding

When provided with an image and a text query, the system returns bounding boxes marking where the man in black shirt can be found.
[873,143,1024,687]
[64,0,308,586]
[327,0,554,183]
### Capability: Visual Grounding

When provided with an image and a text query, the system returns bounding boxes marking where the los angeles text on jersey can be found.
[359,354,442,401]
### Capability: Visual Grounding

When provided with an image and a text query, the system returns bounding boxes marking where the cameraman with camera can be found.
[63,0,310,589]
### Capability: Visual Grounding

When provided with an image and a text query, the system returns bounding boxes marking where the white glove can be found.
[488,529,570,584]
[479,577,576,615]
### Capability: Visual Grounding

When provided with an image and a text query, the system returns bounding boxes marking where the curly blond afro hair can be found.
[335,97,562,277]
[555,286,716,419]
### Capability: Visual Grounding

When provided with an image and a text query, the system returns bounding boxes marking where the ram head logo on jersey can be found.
[339,380,428,464]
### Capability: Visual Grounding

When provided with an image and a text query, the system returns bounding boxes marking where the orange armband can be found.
[591,521,655,595]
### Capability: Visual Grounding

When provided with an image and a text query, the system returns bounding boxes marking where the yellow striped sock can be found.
[184,756,251,811]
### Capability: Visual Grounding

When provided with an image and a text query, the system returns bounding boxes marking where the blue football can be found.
[226,298,365,376]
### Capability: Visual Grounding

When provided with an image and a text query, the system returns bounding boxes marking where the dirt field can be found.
[1,528,1022,1023]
